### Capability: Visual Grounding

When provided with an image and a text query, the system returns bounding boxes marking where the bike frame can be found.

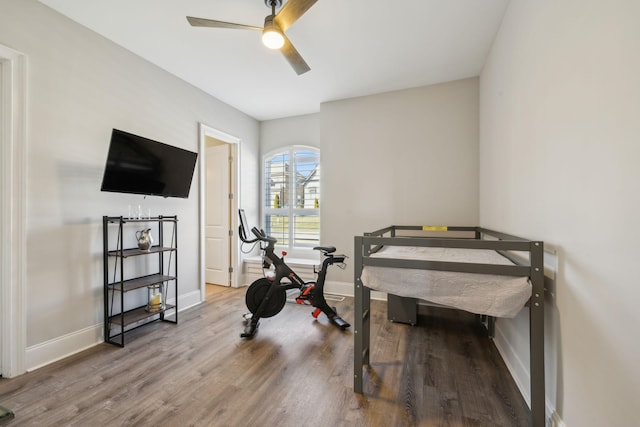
[238,210,349,338]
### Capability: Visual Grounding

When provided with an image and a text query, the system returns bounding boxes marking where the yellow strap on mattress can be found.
[422,225,448,231]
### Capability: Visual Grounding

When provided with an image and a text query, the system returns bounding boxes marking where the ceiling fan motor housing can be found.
[265,0,283,9]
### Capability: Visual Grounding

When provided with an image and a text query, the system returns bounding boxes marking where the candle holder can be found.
[146,284,164,312]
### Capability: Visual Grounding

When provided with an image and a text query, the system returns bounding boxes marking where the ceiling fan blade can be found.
[280,33,310,75]
[186,16,262,31]
[274,0,317,32]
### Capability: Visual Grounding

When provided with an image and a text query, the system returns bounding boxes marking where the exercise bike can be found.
[238,209,350,339]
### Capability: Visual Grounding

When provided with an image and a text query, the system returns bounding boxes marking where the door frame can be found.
[198,123,241,302]
[0,44,27,377]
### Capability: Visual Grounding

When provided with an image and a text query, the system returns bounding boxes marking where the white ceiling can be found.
[38,0,509,121]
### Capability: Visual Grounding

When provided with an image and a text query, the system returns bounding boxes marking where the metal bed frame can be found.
[353,225,545,427]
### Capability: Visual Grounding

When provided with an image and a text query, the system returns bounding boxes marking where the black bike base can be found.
[241,317,260,339]
[240,304,350,338]
[330,315,350,330]
[314,301,351,331]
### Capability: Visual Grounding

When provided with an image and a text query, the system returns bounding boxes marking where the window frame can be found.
[262,145,320,257]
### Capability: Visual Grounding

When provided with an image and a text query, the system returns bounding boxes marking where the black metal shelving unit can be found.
[103,215,178,347]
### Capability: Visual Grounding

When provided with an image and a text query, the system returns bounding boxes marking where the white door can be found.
[205,143,231,285]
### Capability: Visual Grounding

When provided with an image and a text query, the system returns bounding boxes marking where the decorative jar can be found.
[146,284,164,312]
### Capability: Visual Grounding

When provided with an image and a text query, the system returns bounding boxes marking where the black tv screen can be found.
[100,129,198,198]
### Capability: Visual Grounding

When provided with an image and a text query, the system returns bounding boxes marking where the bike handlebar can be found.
[251,227,277,245]
[238,223,277,245]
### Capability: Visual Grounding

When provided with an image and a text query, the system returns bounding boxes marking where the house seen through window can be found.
[264,147,320,252]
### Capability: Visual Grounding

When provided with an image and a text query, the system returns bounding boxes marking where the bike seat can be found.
[313,246,336,254]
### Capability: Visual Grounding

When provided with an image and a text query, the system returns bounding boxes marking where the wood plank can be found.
[0,287,529,426]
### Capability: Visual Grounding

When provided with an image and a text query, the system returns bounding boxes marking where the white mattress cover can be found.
[360,245,531,318]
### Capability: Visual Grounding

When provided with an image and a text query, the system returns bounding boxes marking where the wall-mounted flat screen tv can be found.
[100,129,198,198]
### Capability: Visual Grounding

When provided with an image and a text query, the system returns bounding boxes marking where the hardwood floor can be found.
[0,287,530,426]
[206,283,228,297]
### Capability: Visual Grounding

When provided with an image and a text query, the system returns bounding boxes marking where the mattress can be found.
[360,245,531,318]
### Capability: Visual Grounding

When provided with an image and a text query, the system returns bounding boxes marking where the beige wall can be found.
[0,0,259,368]
[480,0,640,425]
[320,78,480,285]
[260,113,320,155]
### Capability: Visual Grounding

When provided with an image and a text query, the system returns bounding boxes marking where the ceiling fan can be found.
[187,0,317,75]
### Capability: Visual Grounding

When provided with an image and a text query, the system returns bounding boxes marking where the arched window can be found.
[263,146,320,252]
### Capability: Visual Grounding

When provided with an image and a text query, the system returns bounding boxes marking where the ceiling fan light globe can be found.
[262,29,284,49]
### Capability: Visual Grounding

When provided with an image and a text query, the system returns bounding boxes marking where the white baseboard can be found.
[26,323,103,372]
[26,290,204,372]
[493,324,562,427]
[177,289,203,311]
[493,325,531,405]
